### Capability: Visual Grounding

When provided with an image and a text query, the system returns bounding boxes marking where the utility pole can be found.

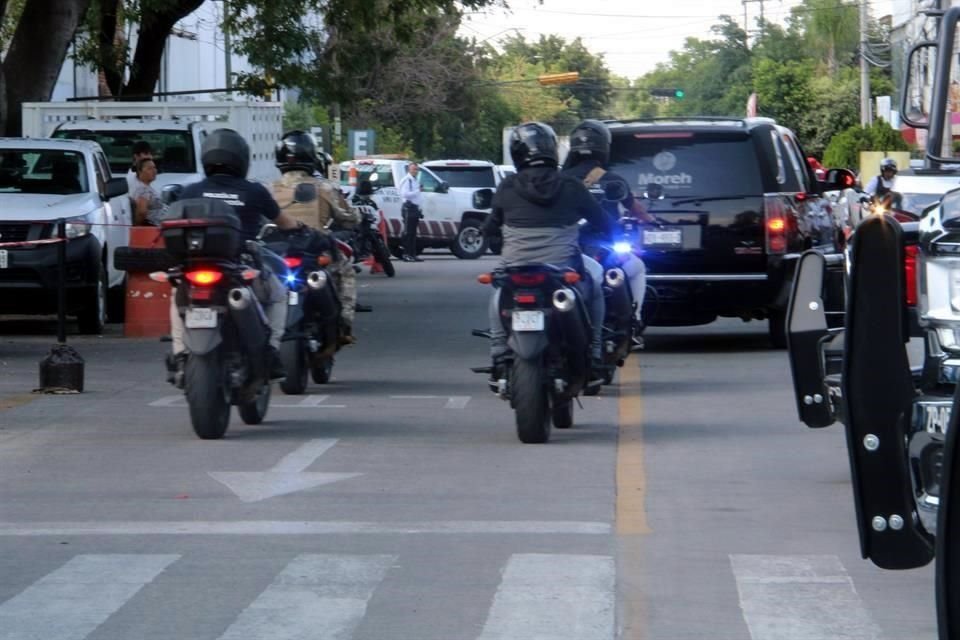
[742,0,767,44]
[223,0,232,90]
[860,0,872,125]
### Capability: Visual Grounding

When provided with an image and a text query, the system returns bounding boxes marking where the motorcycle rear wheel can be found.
[279,339,308,395]
[239,381,271,425]
[185,351,231,440]
[373,238,396,277]
[512,358,550,444]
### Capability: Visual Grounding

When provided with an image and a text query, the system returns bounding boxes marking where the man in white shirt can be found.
[864,157,901,209]
[126,140,153,194]
[398,162,424,262]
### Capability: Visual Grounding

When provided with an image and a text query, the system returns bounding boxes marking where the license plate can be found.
[512,310,544,332]
[643,229,682,247]
[185,307,218,329]
[0,250,6,269]
[914,400,953,435]
[288,291,299,306]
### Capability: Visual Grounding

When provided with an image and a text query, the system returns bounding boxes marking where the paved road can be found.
[0,254,939,639]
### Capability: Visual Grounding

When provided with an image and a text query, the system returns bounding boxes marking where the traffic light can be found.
[537,72,580,86]
[649,88,685,99]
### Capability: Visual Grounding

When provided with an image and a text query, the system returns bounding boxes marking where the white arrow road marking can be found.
[0,554,179,640]
[149,394,344,408]
[478,554,615,640]
[217,554,395,640]
[390,394,471,409]
[209,439,361,502]
[731,555,882,640]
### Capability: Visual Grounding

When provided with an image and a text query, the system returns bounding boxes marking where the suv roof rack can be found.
[606,116,776,129]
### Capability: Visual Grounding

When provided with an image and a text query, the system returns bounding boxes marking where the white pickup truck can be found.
[338,158,495,259]
[0,137,131,333]
[21,101,283,188]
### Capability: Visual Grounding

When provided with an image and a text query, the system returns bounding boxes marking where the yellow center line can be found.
[617,359,650,535]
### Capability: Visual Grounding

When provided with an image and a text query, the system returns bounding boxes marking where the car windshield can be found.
[53,129,194,174]
[340,163,396,188]
[0,149,89,194]
[608,132,762,198]
[900,192,946,215]
[426,166,496,188]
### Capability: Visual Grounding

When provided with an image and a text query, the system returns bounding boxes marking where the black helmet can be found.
[880,157,898,173]
[275,130,316,173]
[566,119,611,167]
[315,151,334,177]
[509,122,559,170]
[202,128,250,178]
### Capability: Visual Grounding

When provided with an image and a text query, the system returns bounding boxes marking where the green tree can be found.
[789,0,859,75]
[823,119,908,169]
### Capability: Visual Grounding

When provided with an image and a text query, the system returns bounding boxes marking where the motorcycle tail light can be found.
[563,271,581,284]
[284,256,303,269]
[184,269,223,286]
[190,287,213,301]
[904,245,918,306]
[318,254,332,267]
[510,272,547,286]
[514,294,537,304]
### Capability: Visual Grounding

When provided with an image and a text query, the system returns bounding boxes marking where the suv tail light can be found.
[764,195,797,255]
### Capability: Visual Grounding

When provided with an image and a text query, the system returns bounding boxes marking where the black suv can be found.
[606,117,840,346]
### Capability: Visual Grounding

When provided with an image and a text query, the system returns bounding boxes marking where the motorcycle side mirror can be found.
[473,188,494,210]
[257,223,279,240]
[293,182,318,204]
[603,180,629,202]
[161,184,183,205]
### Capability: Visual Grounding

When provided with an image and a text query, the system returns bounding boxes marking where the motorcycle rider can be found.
[270,130,362,344]
[483,121,614,379]
[167,128,299,382]
[864,157,902,210]
[561,119,653,330]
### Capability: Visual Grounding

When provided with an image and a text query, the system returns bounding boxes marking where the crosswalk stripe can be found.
[217,554,395,640]
[477,553,615,640]
[731,554,882,640]
[0,554,179,640]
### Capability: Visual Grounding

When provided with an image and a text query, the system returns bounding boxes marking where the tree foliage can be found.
[823,119,909,169]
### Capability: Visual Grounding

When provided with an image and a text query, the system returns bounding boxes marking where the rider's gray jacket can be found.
[483,166,610,268]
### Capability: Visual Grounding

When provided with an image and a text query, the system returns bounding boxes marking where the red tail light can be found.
[764,196,794,255]
[510,273,547,286]
[184,269,223,286]
[514,294,537,304]
[284,256,303,269]
[904,245,918,306]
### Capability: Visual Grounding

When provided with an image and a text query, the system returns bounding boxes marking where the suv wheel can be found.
[451,220,488,260]
[77,262,107,335]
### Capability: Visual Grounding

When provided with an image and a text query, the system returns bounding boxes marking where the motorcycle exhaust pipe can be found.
[553,288,577,312]
[227,288,269,350]
[605,267,625,288]
[307,270,328,290]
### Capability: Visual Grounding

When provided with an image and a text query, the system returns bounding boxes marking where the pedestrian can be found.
[130,157,165,226]
[126,140,153,195]
[398,162,424,262]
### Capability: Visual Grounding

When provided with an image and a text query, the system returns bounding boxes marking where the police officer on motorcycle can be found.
[270,130,362,344]
[865,157,903,210]
[483,121,613,378]
[167,129,298,381]
[561,119,653,329]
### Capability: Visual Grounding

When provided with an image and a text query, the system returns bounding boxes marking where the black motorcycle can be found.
[262,223,343,394]
[154,198,274,440]
[329,181,394,277]
[473,264,599,443]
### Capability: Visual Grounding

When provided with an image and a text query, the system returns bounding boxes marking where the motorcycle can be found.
[330,179,395,277]
[261,186,346,394]
[472,263,600,444]
[152,197,275,440]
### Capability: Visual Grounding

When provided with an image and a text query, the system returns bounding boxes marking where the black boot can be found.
[165,352,187,389]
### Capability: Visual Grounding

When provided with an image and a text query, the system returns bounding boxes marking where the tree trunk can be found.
[1,0,92,136]
[98,0,123,96]
[121,0,204,100]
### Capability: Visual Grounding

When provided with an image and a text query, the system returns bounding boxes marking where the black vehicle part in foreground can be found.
[842,215,934,570]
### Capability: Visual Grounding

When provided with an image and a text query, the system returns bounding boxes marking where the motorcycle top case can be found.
[161,198,243,259]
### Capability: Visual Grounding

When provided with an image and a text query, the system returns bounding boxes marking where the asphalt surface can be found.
[0,253,939,639]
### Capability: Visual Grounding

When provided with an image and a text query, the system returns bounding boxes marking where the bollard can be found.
[37,219,84,393]
[124,227,172,337]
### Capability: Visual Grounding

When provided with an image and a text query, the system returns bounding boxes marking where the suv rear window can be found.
[339,163,396,188]
[609,132,763,198]
[426,166,496,188]
[53,129,195,175]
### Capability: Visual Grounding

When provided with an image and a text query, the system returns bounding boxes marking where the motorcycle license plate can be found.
[0,250,6,269]
[185,307,218,329]
[914,400,953,435]
[512,310,544,332]
[288,291,299,306]
[643,228,682,247]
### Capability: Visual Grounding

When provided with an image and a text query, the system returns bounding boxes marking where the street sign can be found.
[348,129,376,158]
